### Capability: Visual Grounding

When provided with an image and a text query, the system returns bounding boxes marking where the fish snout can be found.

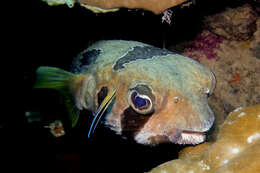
[168,107,215,145]
[133,98,215,145]
[194,103,215,133]
[199,113,215,132]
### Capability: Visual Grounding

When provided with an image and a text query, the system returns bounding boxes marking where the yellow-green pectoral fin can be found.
[34,67,75,90]
[63,94,80,128]
[34,66,86,128]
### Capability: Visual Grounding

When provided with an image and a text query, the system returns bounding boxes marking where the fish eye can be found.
[127,85,154,115]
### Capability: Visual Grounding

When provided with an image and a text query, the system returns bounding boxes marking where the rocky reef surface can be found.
[147,105,260,173]
[170,4,260,137]
[204,4,257,41]
[151,5,260,172]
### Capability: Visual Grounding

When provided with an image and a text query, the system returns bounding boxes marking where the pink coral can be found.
[184,30,224,61]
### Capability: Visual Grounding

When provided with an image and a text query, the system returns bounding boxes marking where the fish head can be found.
[104,59,216,145]
[131,86,215,145]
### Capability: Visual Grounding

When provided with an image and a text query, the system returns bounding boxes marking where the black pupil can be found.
[134,96,147,108]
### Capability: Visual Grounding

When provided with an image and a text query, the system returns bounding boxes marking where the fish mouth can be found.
[169,130,206,145]
[168,114,214,145]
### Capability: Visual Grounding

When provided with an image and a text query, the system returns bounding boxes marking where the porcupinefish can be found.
[34,40,216,145]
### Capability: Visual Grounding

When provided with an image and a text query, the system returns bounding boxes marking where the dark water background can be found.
[5,0,254,172]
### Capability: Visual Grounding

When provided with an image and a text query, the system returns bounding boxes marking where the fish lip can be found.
[168,112,214,145]
[169,129,206,145]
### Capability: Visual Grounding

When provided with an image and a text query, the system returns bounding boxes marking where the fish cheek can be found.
[121,107,153,139]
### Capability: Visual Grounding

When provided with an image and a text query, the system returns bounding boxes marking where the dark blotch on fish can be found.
[80,49,101,67]
[121,107,153,138]
[97,86,108,106]
[71,49,101,73]
[113,46,174,71]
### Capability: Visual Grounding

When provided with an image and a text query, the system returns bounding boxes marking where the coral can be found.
[44,120,65,137]
[251,19,260,59]
[181,18,260,138]
[251,42,260,59]
[253,0,260,14]
[147,105,260,173]
[184,30,224,61]
[161,9,173,25]
[204,4,257,41]
[42,0,188,14]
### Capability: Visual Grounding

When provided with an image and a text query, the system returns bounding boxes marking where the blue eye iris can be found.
[134,96,147,108]
[129,90,153,114]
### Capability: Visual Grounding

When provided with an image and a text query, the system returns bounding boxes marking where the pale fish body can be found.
[34,40,216,145]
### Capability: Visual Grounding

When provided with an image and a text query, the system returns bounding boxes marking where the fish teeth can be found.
[177,132,206,145]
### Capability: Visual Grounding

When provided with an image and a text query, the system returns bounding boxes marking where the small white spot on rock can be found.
[231,148,240,154]
[199,160,211,171]
[233,107,243,112]
[227,121,233,125]
[237,112,246,117]
[223,160,229,164]
[257,115,260,118]
[188,170,194,173]
[247,132,260,143]
[202,165,210,170]
[160,170,167,173]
